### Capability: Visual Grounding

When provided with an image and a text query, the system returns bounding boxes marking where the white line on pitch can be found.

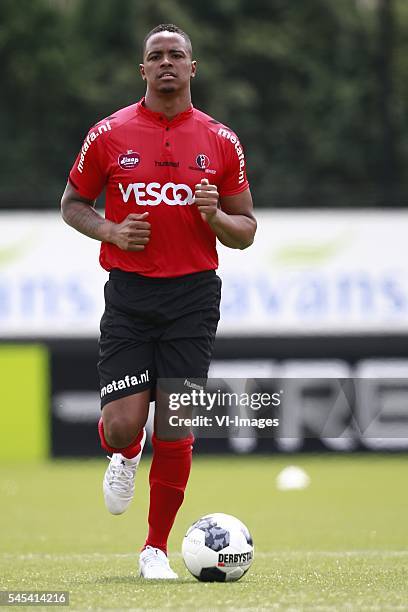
[1,550,408,561]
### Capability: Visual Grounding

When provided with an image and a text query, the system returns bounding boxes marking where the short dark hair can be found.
[143,24,192,57]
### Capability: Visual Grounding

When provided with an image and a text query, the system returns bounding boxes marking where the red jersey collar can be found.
[136,98,193,126]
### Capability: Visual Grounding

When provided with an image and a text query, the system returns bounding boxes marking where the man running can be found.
[61,23,256,579]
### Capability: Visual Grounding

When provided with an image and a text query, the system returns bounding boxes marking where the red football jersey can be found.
[68,99,250,277]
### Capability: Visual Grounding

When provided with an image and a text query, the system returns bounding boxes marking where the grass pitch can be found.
[1,454,407,610]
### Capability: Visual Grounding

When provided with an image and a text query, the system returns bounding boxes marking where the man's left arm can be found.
[194,179,256,249]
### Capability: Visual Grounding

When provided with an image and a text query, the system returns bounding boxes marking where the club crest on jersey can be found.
[118,151,141,170]
[190,153,216,174]
[196,154,210,169]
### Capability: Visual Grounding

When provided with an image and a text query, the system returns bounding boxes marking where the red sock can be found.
[144,433,194,555]
[98,417,144,459]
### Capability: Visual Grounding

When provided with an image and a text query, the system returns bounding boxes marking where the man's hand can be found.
[109,212,151,251]
[194,178,219,222]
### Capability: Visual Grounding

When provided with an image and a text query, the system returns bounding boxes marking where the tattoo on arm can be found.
[61,196,114,243]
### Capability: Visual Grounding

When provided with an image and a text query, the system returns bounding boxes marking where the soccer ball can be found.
[182,513,254,582]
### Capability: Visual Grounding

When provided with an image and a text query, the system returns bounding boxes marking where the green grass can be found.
[1,455,408,610]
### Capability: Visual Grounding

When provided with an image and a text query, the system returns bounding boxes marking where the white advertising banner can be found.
[0,210,407,337]
[217,209,408,335]
[0,212,107,337]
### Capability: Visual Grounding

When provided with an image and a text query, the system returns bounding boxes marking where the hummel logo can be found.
[184,378,203,390]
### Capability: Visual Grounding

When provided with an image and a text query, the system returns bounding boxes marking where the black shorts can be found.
[98,269,221,408]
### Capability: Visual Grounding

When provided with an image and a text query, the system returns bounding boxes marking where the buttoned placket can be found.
[158,117,174,176]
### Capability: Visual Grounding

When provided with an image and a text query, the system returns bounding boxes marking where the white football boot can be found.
[139,546,178,579]
[103,429,146,515]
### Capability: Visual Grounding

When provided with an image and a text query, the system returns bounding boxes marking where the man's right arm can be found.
[61,182,115,242]
[61,182,150,251]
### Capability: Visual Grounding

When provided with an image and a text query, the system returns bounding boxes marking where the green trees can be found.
[1,0,407,208]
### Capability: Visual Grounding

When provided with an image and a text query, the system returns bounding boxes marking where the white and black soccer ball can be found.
[182,513,254,582]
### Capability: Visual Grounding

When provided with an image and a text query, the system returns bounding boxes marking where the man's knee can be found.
[154,406,193,441]
[103,414,143,449]
[101,391,150,449]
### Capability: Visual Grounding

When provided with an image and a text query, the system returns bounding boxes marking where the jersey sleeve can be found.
[68,121,109,200]
[217,129,250,197]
